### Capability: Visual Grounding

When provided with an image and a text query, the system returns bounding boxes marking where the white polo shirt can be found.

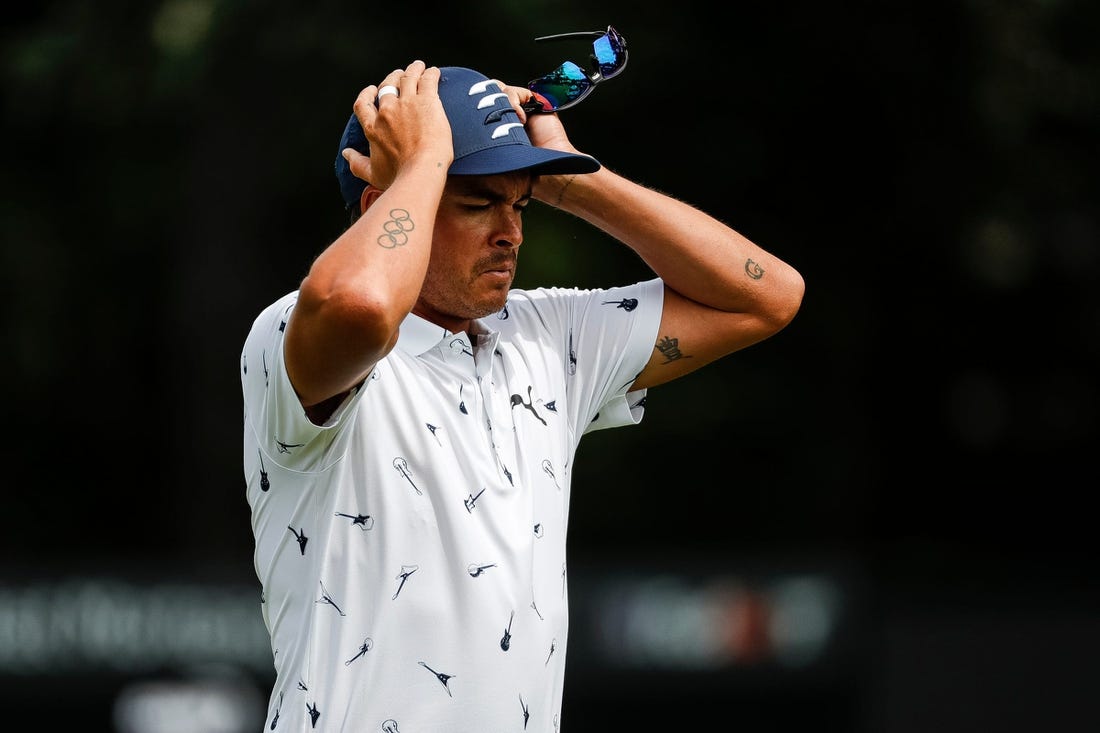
[241,278,663,733]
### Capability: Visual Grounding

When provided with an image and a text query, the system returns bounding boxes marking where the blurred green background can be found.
[3,0,1098,731]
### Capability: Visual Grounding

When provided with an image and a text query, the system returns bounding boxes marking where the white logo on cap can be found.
[477,93,509,109]
[464,80,523,140]
[468,80,497,95]
[491,123,523,139]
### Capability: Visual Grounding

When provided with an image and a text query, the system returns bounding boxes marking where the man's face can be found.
[413,172,533,330]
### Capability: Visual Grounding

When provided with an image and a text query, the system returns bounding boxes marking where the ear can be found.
[359,184,384,215]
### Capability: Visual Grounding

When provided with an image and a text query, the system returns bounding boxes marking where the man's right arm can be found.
[284,61,452,410]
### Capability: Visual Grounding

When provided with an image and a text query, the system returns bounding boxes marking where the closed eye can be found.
[457,196,531,211]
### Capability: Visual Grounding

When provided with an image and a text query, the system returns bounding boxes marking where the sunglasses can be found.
[521,25,628,113]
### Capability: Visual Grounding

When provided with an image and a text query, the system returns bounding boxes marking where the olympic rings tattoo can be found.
[377,209,415,248]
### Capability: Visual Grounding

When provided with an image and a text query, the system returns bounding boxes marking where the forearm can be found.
[307,167,442,317]
[288,162,446,406]
[543,166,803,320]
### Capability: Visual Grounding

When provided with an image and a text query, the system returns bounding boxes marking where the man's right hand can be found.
[342,60,454,192]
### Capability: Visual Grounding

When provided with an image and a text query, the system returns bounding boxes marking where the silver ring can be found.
[377,85,399,99]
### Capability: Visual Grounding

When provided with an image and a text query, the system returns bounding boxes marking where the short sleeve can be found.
[240,292,364,472]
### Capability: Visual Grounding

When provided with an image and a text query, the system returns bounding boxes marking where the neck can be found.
[411,303,471,337]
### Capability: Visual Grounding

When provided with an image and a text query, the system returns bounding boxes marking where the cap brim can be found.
[448,145,600,177]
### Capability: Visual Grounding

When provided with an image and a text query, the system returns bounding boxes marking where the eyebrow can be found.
[449,178,533,202]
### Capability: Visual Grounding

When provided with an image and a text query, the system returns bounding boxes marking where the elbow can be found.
[757,269,805,336]
[776,270,806,328]
[296,275,402,355]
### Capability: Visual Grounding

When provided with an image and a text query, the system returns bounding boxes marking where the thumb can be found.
[342,148,373,184]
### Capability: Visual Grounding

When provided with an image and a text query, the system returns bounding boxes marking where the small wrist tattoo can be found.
[377,208,414,249]
[554,176,576,207]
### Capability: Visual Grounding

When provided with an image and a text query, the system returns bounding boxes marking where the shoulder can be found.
[501,280,662,323]
[247,291,300,338]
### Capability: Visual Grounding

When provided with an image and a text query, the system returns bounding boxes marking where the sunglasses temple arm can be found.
[533,30,606,43]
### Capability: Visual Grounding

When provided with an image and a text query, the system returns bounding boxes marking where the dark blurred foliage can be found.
[3,0,1098,670]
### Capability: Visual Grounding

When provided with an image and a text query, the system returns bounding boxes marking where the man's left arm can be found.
[539,165,805,390]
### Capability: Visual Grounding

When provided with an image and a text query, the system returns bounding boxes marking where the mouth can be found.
[479,258,516,280]
[480,268,513,285]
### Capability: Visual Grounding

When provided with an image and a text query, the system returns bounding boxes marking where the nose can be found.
[493,210,524,249]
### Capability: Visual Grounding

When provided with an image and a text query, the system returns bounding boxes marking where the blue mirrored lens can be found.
[529,61,592,110]
[593,34,625,78]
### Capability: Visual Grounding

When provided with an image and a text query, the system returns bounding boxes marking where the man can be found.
[241,60,803,732]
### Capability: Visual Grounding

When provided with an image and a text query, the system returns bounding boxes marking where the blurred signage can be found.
[0,577,269,675]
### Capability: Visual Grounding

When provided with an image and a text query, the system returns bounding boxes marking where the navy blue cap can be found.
[335,66,601,209]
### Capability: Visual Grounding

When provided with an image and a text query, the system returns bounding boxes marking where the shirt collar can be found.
[393,311,500,357]
[394,312,454,357]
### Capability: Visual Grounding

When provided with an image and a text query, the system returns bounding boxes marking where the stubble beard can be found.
[420,261,514,325]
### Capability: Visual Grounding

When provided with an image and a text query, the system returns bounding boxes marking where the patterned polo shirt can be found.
[241,277,663,732]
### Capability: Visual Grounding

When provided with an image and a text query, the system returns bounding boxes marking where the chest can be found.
[357,339,571,501]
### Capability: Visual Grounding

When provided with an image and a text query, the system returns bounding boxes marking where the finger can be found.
[377,67,403,93]
[369,67,402,104]
[398,59,426,95]
[376,84,400,103]
[419,65,441,96]
[353,85,381,120]
[341,147,372,184]
[490,79,529,123]
[357,67,402,113]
